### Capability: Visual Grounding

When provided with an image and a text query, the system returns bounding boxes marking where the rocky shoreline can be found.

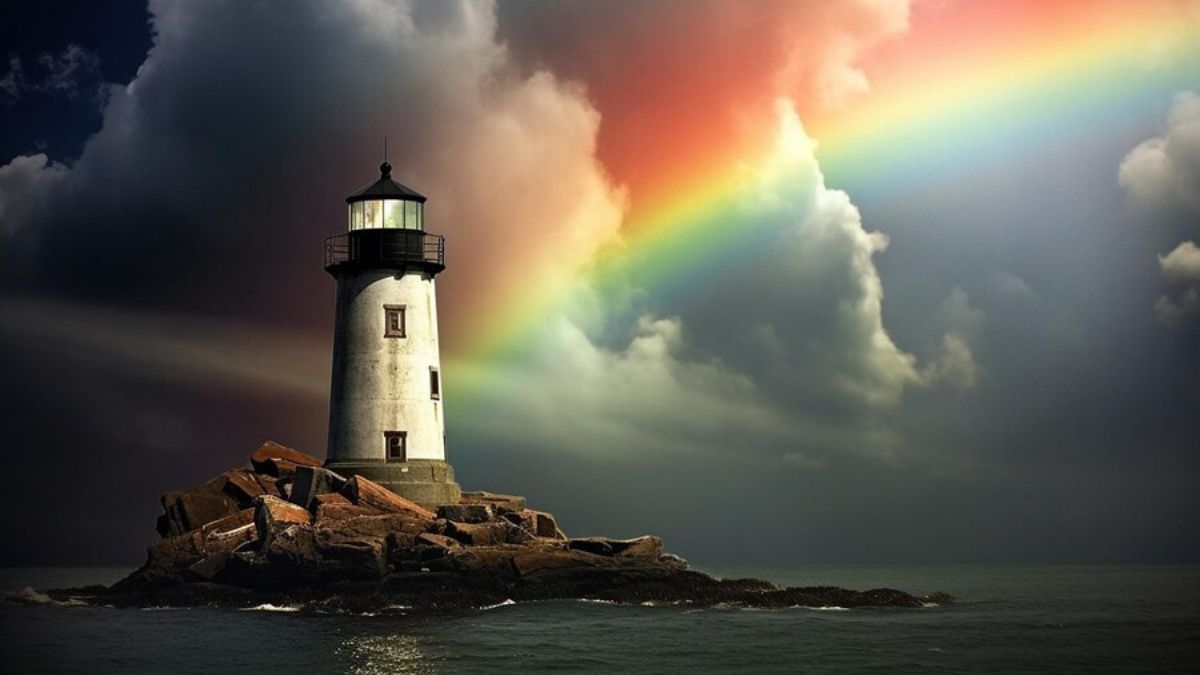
[46,442,950,613]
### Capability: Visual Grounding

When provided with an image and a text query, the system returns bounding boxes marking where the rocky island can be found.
[42,441,950,613]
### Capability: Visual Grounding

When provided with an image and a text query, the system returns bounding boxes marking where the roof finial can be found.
[380,134,391,178]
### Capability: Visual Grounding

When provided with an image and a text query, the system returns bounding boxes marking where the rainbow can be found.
[454,0,1200,367]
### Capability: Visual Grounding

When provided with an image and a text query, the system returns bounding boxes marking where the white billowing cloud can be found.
[1158,240,1200,283]
[0,154,68,235]
[456,102,975,467]
[1119,91,1200,210]
[921,287,984,389]
[1155,240,1200,322]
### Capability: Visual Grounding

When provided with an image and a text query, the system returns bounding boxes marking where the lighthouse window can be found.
[384,304,406,338]
[430,367,440,400]
[384,431,407,461]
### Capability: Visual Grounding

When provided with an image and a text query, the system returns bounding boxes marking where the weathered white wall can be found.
[327,269,445,462]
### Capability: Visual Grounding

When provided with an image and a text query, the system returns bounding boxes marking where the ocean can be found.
[2,565,1197,673]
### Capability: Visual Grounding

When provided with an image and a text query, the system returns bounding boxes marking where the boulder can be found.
[461,491,526,512]
[319,514,429,540]
[415,532,460,550]
[503,509,567,539]
[205,522,258,556]
[313,529,387,579]
[316,504,381,522]
[314,492,351,507]
[289,466,347,509]
[446,520,532,546]
[253,473,283,498]
[249,441,322,476]
[160,483,241,536]
[444,546,522,574]
[342,475,435,521]
[221,470,266,506]
[436,503,494,524]
[141,529,207,581]
[253,495,311,545]
[568,535,662,560]
[511,549,608,577]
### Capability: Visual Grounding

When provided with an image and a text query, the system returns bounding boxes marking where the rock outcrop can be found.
[52,441,950,613]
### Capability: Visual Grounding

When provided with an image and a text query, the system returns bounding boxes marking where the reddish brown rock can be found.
[160,481,241,536]
[503,509,567,540]
[253,473,282,498]
[205,522,257,556]
[568,535,663,559]
[512,549,609,577]
[290,466,347,509]
[437,503,494,523]
[461,491,527,512]
[254,495,311,545]
[222,470,265,505]
[415,532,461,550]
[342,475,436,521]
[316,504,380,522]
[249,441,322,476]
[446,520,533,546]
[315,492,351,507]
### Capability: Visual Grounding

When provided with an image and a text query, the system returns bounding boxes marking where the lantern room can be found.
[345,161,426,231]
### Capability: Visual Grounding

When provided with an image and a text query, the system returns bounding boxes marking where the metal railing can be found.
[324,230,445,268]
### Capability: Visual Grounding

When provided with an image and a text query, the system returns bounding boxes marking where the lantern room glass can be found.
[348,199,423,231]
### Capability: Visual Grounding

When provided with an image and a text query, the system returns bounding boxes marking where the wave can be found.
[239,603,302,612]
[480,599,516,611]
[4,586,87,607]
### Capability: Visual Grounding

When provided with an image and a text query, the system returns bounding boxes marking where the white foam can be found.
[480,598,516,611]
[6,587,86,607]
[240,603,302,612]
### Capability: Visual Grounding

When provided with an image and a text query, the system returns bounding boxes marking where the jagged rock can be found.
[342,475,435,521]
[222,470,265,506]
[512,549,610,576]
[568,535,662,559]
[415,532,460,550]
[461,491,526,512]
[289,466,347,509]
[313,529,387,579]
[658,553,689,570]
[436,503,494,524]
[316,503,381,522]
[315,492,351,507]
[253,495,311,545]
[205,522,257,556]
[87,446,949,612]
[199,508,255,538]
[253,473,282,498]
[160,481,241,536]
[503,509,567,539]
[446,520,533,546]
[249,440,322,477]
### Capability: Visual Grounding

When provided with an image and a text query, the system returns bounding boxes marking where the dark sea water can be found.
[2,565,1198,673]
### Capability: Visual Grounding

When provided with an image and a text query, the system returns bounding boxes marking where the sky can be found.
[0,0,1197,566]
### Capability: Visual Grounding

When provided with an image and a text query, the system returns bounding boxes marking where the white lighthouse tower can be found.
[323,159,461,507]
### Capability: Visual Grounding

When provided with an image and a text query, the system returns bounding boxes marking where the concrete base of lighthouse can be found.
[324,458,462,508]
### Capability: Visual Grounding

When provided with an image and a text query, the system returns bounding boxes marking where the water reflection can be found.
[337,630,438,674]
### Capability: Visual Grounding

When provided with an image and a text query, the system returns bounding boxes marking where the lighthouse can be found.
[323,159,462,507]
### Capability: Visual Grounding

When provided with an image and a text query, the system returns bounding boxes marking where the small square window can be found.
[384,305,406,338]
[384,431,407,461]
[430,367,441,400]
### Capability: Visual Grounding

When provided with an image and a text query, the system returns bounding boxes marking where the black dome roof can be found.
[345,162,427,203]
